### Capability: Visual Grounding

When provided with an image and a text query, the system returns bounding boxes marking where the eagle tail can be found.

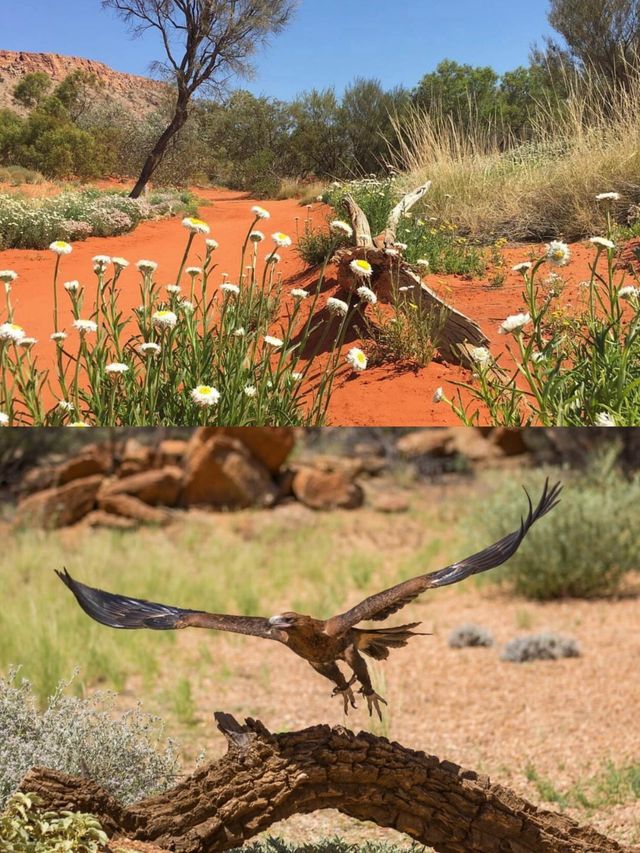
[356,622,429,661]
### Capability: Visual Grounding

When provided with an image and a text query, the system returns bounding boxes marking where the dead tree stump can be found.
[19,714,630,853]
[334,183,489,366]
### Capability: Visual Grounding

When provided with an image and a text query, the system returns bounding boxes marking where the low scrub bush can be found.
[363,295,447,369]
[0,791,107,853]
[448,624,494,648]
[232,840,426,853]
[467,453,639,600]
[0,165,44,186]
[501,633,580,662]
[0,209,373,425]
[0,188,196,250]
[0,669,179,808]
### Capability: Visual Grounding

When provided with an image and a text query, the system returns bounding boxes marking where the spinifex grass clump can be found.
[0,208,371,426]
[438,194,640,426]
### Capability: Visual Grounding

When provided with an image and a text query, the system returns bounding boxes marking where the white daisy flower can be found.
[0,271,17,284]
[399,285,415,293]
[185,267,201,278]
[136,259,158,274]
[385,248,399,257]
[139,341,161,357]
[243,385,257,398]
[152,310,178,329]
[330,220,353,238]
[250,231,265,243]
[0,413,10,425]
[57,400,75,412]
[469,346,491,367]
[233,327,246,337]
[394,242,408,252]
[531,351,546,363]
[18,337,37,349]
[327,297,349,316]
[51,331,67,343]
[92,255,111,269]
[272,232,292,248]
[513,262,533,273]
[350,259,373,279]
[291,288,309,300]
[206,238,219,251]
[221,283,240,297]
[596,192,620,202]
[266,253,281,265]
[499,313,531,335]
[589,237,615,251]
[182,217,210,235]
[105,362,129,376]
[546,241,571,266]
[595,412,616,427]
[0,323,25,343]
[252,206,270,220]
[433,387,444,403]
[73,319,98,335]
[416,259,430,269]
[166,284,182,295]
[346,347,367,372]
[64,280,80,293]
[619,285,640,301]
[191,385,220,407]
[112,257,129,269]
[357,285,377,305]
[264,335,283,349]
[178,299,195,313]
[49,241,72,255]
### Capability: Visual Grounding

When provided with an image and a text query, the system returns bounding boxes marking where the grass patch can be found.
[525,760,640,812]
[230,840,428,853]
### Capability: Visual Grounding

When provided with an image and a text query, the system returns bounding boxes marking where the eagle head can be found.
[267,612,300,630]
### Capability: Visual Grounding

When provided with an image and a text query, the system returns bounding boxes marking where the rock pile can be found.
[13,428,370,530]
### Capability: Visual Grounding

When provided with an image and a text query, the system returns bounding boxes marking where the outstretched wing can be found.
[325,479,562,636]
[56,569,276,639]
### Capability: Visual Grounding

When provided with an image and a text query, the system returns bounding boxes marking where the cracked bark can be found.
[334,184,489,366]
[19,714,630,853]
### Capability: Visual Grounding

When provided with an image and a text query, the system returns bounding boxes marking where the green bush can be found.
[469,451,639,599]
[0,792,107,853]
[296,221,348,266]
[232,840,425,853]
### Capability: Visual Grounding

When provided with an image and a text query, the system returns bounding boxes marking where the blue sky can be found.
[1,0,555,99]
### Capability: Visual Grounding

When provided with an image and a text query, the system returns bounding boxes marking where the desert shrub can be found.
[0,791,107,853]
[364,297,447,369]
[468,452,640,599]
[0,669,179,807]
[501,633,580,662]
[232,840,426,853]
[448,624,494,648]
[0,188,194,250]
[296,221,347,266]
[0,165,44,186]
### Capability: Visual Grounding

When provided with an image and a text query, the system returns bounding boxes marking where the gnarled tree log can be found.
[19,714,629,853]
[334,186,489,367]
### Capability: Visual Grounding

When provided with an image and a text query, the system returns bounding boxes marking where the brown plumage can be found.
[56,479,561,718]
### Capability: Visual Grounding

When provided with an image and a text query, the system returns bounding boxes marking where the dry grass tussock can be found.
[392,64,640,242]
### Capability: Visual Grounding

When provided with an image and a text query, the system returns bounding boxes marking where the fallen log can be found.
[19,714,630,853]
[334,187,489,366]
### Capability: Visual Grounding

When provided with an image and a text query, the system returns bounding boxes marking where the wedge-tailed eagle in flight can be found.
[57,479,561,719]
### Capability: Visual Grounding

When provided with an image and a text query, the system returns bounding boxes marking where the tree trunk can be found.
[333,188,489,367]
[129,92,190,199]
[19,714,631,853]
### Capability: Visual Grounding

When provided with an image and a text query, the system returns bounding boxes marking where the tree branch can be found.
[20,715,631,853]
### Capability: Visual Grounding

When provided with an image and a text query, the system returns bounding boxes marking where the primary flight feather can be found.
[57,479,561,719]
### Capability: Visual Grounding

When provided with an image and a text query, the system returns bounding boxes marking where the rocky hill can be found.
[0,50,169,115]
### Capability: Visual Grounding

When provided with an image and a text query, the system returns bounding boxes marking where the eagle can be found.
[57,479,561,719]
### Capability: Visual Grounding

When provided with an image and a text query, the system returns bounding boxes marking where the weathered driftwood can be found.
[19,714,629,853]
[334,185,489,366]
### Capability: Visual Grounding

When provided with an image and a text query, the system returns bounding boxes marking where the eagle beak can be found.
[268,615,292,630]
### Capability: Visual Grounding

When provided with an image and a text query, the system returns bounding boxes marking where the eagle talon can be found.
[332,686,357,714]
[361,689,388,720]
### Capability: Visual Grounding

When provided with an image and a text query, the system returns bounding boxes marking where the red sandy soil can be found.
[0,186,630,425]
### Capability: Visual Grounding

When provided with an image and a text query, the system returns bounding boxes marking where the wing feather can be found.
[325,479,562,636]
[56,570,275,640]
